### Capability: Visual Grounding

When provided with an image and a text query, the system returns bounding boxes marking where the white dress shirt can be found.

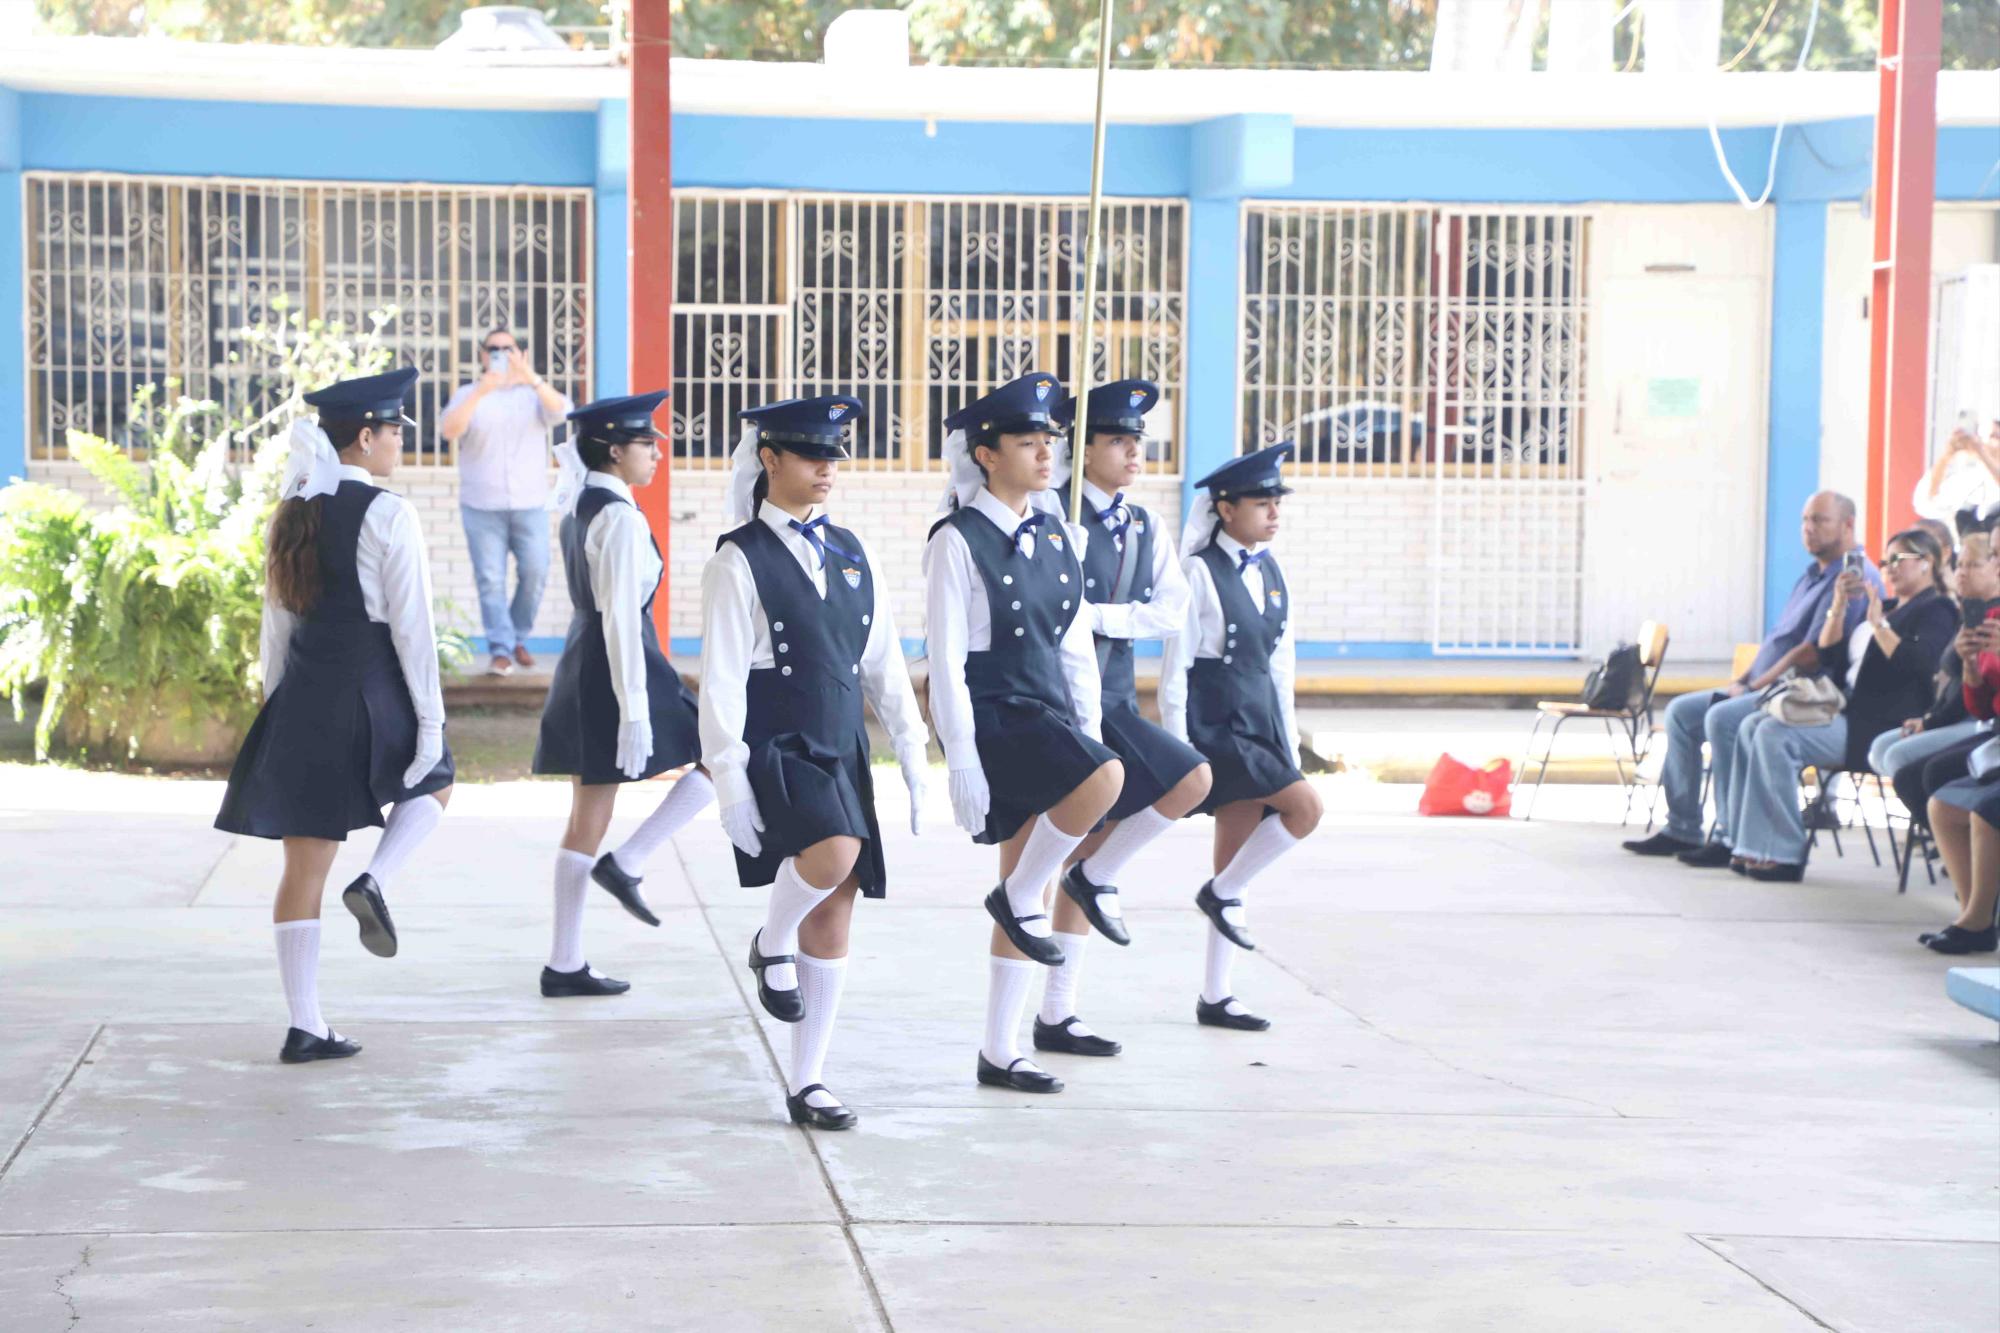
[1078,478,1190,642]
[922,486,1104,774]
[698,500,929,810]
[1159,530,1298,754]
[259,464,444,730]
[581,473,662,728]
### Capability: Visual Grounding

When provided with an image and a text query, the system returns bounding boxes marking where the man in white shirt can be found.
[439,326,573,675]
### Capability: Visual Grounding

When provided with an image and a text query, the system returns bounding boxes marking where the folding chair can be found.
[1516,621,1669,822]
[1801,767,1884,869]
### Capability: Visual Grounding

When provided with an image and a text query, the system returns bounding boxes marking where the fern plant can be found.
[0,303,435,764]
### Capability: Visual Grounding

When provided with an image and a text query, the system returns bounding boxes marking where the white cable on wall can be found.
[1706,0,1822,210]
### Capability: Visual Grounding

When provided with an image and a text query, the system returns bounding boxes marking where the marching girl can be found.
[924,372,1124,1095]
[699,395,930,1130]
[1159,442,1323,1032]
[1038,379,1211,1060]
[530,392,714,996]
[215,368,454,1064]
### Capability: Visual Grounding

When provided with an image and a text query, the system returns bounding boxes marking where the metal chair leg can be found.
[1516,713,1550,823]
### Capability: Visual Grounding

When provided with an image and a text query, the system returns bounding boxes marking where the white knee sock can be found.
[1201,924,1241,1010]
[758,858,835,993]
[548,850,593,973]
[1211,816,1299,928]
[1003,816,1083,938]
[365,793,445,890]
[610,769,716,877]
[1038,931,1099,1035]
[983,955,1043,1072]
[1080,806,1172,891]
[790,951,848,1108]
[275,920,328,1039]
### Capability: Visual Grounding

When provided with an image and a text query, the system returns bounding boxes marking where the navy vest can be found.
[304,481,382,626]
[717,515,874,757]
[1195,542,1289,677]
[565,482,663,618]
[945,506,1084,717]
[1076,493,1158,708]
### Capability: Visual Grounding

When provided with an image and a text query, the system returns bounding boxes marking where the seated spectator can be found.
[1868,511,2000,823]
[1624,491,1881,864]
[1724,528,1954,881]
[1923,731,2000,954]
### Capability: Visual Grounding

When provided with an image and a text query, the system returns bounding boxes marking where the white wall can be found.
[1821,203,2000,503]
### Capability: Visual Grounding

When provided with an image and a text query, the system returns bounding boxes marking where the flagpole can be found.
[1069,0,1116,527]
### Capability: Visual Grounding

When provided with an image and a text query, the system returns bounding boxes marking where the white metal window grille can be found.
[23,172,592,464]
[1239,202,1589,654]
[672,190,1186,471]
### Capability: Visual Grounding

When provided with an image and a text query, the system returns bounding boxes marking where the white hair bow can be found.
[550,438,588,517]
[1180,490,1221,556]
[722,422,763,529]
[280,417,345,503]
[936,428,1074,517]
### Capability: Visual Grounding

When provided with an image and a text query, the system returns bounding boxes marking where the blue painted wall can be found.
[4,85,1998,654]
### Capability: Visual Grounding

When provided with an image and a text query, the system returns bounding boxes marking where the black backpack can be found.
[1581,643,1646,712]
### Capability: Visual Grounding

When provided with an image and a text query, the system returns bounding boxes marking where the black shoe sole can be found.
[590,859,660,928]
[787,1102,858,1130]
[540,979,632,997]
[342,882,398,959]
[279,1038,361,1064]
[984,889,1066,966]
[1060,868,1131,946]
[975,1067,1065,1093]
[1033,1033,1123,1057]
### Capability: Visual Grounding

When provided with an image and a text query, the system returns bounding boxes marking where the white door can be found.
[1582,205,1770,662]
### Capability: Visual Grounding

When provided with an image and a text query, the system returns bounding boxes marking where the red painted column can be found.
[1863,0,1941,554]
[630,0,674,635]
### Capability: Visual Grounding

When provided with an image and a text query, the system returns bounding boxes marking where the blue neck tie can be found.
[1237,547,1269,576]
[1094,493,1130,544]
[789,515,861,569]
[1010,511,1050,556]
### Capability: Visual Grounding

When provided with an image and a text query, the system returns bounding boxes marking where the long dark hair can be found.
[264,418,367,614]
[1888,526,1950,598]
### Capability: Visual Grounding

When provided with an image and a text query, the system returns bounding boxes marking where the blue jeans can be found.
[461,505,550,656]
[1660,688,1766,844]
[1867,719,1991,779]
[1731,715,1849,866]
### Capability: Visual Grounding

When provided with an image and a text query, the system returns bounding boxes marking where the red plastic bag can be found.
[1417,754,1513,818]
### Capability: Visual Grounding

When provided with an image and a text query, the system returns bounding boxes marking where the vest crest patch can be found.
[841,566,862,590]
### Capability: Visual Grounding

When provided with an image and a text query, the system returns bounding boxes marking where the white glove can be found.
[1162,708,1189,745]
[898,746,928,836]
[720,798,765,858]
[402,723,444,789]
[616,718,654,781]
[948,765,990,836]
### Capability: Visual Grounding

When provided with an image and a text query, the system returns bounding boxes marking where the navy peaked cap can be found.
[1054,378,1159,437]
[943,372,1063,436]
[303,367,418,427]
[568,390,669,441]
[740,395,865,460]
[1195,442,1295,500]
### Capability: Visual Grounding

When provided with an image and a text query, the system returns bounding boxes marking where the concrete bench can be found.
[1946,967,2000,1024]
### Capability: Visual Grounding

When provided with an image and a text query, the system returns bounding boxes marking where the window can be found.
[24,173,592,462]
[672,190,1187,471]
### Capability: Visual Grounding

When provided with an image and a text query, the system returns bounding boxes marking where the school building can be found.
[2,31,1997,664]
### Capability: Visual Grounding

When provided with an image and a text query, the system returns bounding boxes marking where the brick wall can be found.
[23,460,1448,650]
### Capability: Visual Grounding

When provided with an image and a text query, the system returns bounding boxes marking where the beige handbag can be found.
[1759,674,1846,726]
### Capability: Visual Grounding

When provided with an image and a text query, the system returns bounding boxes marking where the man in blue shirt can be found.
[1625,491,1883,863]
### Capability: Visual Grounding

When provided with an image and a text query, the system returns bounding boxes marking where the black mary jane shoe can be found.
[1059,863,1131,946]
[786,1083,858,1131]
[1675,842,1734,869]
[983,887,1067,966]
[590,853,660,928]
[1745,862,1805,883]
[1925,924,1999,955]
[1622,831,1696,857]
[975,1052,1064,1094]
[1195,881,1256,951]
[1196,996,1271,1032]
[748,930,806,1023]
[1033,1015,1123,1057]
[540,963,631,997]
[340,873,398,958]
[279,1027,361,1064]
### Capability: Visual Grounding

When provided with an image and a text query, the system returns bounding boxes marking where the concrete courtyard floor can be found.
[0,765,1995,1331]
